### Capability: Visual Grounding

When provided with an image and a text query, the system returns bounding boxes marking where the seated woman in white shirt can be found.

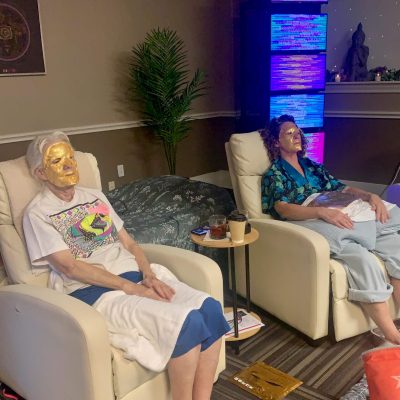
[23,131,229,400]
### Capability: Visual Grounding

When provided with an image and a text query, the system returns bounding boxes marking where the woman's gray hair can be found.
[26,131,71,176]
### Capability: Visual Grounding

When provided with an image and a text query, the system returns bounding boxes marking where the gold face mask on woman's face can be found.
[42,142,79,187]
[278,122,302,153]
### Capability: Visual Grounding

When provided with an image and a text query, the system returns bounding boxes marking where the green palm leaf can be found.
[129,28,206,174]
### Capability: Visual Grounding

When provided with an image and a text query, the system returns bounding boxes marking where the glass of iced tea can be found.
[208,215,227,239]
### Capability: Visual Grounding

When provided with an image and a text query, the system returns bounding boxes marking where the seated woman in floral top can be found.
[260,114,400,344]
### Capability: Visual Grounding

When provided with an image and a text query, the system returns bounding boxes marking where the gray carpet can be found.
[212,304,375,400]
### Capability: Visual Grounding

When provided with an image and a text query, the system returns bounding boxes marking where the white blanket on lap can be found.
[93,263,209,372]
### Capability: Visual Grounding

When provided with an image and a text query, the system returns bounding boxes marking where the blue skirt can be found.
[69,272,229,357]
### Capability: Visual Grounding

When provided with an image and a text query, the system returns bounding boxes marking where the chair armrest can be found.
[0,284,114,400]
[141,243,224,305]
[141,243,227,377]
[237,219,331,340]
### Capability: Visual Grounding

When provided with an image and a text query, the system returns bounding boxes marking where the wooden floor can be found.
[212,301,376,400]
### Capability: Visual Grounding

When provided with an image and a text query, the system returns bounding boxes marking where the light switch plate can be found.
[117,164,125,177]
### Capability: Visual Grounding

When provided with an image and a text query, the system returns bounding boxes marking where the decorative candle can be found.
[375,72,381,82]
[334,73,341,82]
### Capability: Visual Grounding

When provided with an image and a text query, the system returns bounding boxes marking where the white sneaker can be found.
[370,327,400,348]
[370,327,385,340]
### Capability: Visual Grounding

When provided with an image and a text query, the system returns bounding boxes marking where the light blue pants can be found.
[290,206,400,303]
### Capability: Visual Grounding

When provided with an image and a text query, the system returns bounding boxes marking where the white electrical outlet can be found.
[108,181,115,191]
[117,164,125,177]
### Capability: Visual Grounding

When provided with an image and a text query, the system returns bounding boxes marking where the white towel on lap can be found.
[93,263,209,372]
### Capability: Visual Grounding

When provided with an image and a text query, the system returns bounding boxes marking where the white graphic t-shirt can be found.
[23,186,139,294]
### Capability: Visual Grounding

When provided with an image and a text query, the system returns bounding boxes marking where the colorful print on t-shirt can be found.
[49,199,118,258]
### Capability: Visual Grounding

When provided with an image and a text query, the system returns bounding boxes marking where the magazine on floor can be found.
[224,309,265,337]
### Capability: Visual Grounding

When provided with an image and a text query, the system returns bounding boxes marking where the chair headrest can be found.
[0,151,102,285]
[0,151,102,239]
[229,132,270,176]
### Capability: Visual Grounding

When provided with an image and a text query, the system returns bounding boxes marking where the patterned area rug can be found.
[212,301,376,400]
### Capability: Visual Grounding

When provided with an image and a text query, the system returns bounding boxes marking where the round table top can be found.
[191,228,259,249]
[224,307,262,342]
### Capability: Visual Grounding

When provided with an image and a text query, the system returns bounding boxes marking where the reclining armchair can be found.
[0,152,226,400]
[225,131,400,342]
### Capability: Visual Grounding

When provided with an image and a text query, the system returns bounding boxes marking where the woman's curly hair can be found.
[259,114,308,161]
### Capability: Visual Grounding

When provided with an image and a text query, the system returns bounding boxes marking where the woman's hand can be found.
[142,275,175,301]
[318,208,354,229]
[121,280,170,302]
[369,193,389,223]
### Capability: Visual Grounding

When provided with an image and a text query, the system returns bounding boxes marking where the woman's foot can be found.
[371,327,400,346]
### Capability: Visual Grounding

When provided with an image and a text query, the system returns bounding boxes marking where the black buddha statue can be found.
[344,23,369,81]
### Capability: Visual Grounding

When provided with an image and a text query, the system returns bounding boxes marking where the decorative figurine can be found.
[344,23,369,81]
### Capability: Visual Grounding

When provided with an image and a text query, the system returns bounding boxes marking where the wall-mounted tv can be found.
[270,54,326,91]
[272,0,328,3]
[271,14,327,51]
[305,132,325,164]
[270,94,325,128]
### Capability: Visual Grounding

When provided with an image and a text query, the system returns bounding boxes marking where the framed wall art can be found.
[0,0,45,76]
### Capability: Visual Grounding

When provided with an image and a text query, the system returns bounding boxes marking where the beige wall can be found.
[0,0,235,136]
[0,118,235,190]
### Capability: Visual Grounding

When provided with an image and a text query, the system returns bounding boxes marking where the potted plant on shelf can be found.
[129,28,206,175]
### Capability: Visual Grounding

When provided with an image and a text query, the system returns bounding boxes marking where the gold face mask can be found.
[42,142,79,187]
[278,124,302,153]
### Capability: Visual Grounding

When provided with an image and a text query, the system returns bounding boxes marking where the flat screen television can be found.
[272,0,328,3]
[270,94,325,128]
[270,54,326,91]
[271,14,327,51]
[305,132,325,164]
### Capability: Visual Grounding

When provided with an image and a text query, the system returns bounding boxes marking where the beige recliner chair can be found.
[225,131,400,342]
[0,152,225,400]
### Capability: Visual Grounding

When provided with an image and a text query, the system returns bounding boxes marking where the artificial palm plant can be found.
[129,28,206,175]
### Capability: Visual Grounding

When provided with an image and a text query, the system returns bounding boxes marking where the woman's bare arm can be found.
[118,228,175,300]
[118,228,154,277]
[46,249,166,300]
[275,201,353,229]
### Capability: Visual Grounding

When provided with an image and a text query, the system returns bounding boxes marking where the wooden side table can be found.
[191,228,260,340]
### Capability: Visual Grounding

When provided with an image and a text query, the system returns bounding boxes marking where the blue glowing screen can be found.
[272,0,327,3]
[270,94,325,128]
[271,54,326,91]
[304,132,325,164]
[271,14,327,51]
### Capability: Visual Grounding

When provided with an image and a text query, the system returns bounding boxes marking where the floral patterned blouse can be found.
[261,156,346,220]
